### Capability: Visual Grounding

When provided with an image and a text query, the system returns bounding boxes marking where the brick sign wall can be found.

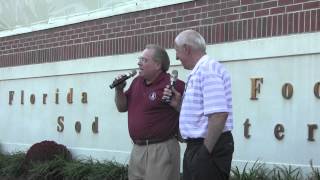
[0,0,319,67]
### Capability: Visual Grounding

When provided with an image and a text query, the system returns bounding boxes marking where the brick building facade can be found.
[0,0,319,67]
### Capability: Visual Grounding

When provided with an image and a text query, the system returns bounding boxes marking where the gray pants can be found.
[128,138,180,180]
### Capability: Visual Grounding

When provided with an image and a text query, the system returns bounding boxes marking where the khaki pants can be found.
[128,138,180,180]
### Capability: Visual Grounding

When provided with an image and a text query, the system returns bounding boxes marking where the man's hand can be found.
[162,85,182,112]
[114,74,127,91]
[114,74,128,112]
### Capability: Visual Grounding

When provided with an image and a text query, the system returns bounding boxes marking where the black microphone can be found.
[170,70,178,88]
[163,70,178,103]
[109,70,137,89]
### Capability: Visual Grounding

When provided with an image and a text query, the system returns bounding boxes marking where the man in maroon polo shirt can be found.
[114,44,185,180]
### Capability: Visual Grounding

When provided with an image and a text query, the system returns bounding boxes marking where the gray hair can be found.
[145,44,170,72]
[175,30,206,53]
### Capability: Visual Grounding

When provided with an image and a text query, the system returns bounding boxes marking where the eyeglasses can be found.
[138,56,149,63]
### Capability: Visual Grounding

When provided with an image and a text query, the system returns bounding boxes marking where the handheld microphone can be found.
[170,70,178,88]
[109,70,137,89]
[163,70,178,103]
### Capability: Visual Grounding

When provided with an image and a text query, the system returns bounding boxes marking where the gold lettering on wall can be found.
[243,118,251,139]
[92,117,99,133]
[9,91,14,105]
[21,90,24,105]
[314,82,320,99]
[250,78,263,100]
[43,93,48,104]
[282,83,293,99]
[75,121,81,133]
[307,124,318,141]
[57,116,64,132]
[55,89,59,104]
[67,88,73,104]
[30,94,36,104]
[81,92,88,104]
[274,124,285,140]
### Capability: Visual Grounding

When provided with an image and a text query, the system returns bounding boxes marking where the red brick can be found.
[234,6,248,13]
[263,1,278,8]
[227,22,234,41]
[238,21,244,40]
[190,7,202,14]
[184,15,195,21]
[277,15,283,35]
[248,3,262,11]
[213,2,227,10]
[271,7,285,14]
[255,9,269,17]
[232,21,238,40]
[213,16,226,23]
[241,12,254,19]
[183,1,195,9]
[202,18,213,25]
[162,6,173,13]
[299,12,305,32]
[262,17,267,37]
[178,9,189,16]
[207,26,212,43]
[303,1,320,10]
[222,23,226,42]
[288,13,294,34]
[305,11,311,32]
[189,20,200,27]
[196,12,207,20]
[317,9,320,31]
[211,24,216,43]
[272,16,277,36]
[196,0,208,6]
[286,4,302,12]
[283,14,288,34]
[166,12,177,18]
[257,18,262,38]
[252,18,258,38]
[294,12,299,33]
[221,8,233,16]
[241,0,254,5]
[311,10,317,31]
[208,10,221,17]
[226,14,239,21]
[267,16,272,37]
[279,0,293,6]
[241,20,247,40]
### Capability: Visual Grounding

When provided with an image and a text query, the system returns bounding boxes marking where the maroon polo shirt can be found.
[125,72,185,141]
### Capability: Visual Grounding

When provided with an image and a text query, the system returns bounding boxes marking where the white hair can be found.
[175,30,206,53]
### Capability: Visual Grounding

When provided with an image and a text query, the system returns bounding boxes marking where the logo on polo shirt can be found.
[148,92,157,101]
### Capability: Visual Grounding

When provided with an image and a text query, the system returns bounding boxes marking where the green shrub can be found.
[230,160,270,180]
[27,155,66,180]
[1,142,320,180]
[63,158,128,180]
[270,165,302,180]
[308,160,320,180]
[0,152,26,177]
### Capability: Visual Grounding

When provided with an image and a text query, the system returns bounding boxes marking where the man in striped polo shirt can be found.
[163,30,234,180]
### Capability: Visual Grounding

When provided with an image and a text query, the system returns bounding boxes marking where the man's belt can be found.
[133,137,171,146]
[185,131,232,144]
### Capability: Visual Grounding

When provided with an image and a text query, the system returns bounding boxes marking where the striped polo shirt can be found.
[179,55,233,139]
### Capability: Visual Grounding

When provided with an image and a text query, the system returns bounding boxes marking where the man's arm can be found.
[204,112,228,153]
[114,88,128,112]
